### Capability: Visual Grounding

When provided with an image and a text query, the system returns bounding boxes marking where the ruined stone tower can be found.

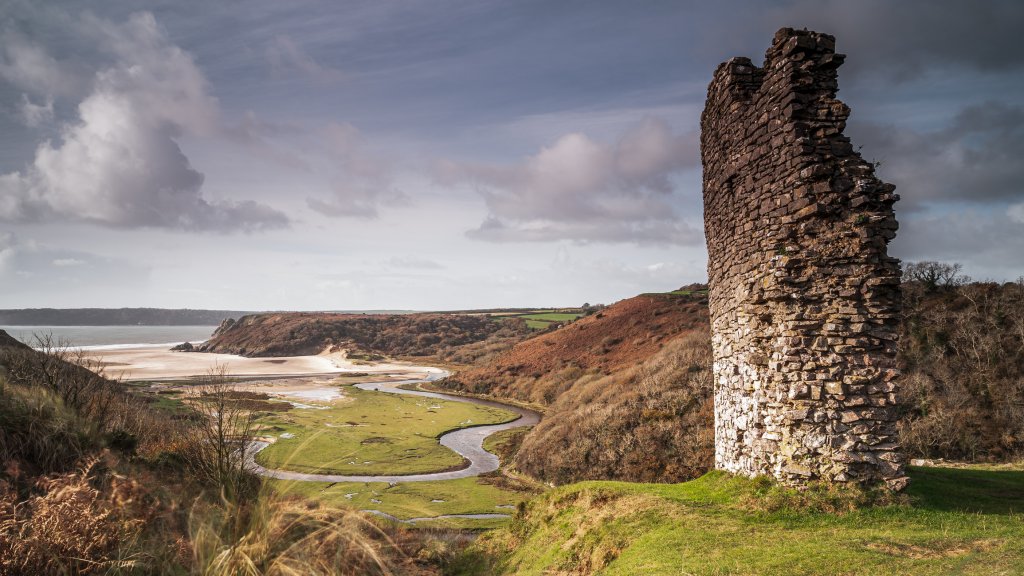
[701,28,907,489]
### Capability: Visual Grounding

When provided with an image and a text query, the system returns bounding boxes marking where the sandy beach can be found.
[85,345,425,381]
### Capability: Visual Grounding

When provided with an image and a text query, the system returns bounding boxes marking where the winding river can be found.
[247,368,541,483]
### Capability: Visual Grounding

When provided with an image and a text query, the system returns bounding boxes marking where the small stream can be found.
[246,367,541,483]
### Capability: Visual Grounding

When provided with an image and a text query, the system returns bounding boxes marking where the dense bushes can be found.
[897,280,1024,461]
[514,330,714,484]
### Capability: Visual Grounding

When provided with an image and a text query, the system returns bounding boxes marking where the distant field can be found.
[497,310,585,330]
[518,312,582,322]
[255,386,517,475]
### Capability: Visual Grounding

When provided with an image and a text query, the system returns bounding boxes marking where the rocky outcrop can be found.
[701,28,906,489]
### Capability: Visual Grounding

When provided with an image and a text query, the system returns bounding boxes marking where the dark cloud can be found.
[439,117,701,244]
[712,0,1024,81]
[894,209,1024,281]
[850,101,1024,210]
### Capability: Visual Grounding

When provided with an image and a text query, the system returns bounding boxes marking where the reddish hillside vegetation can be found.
[441,292,709,405]
[196,312,530,360]
[438,290,715,484]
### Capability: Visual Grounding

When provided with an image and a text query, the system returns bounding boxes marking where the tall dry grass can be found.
[0,454,150,575]
[515,329,714,484]
[189,489,402,576]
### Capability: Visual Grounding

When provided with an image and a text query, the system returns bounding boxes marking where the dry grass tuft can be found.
[0,454,149,575]
[189,490,407,576]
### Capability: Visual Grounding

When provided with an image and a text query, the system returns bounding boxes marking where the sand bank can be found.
[85,345,419,381]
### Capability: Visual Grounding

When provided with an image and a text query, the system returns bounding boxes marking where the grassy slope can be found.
[255,386,516,475]
[272,476,530,529]
[466,466,1024,575]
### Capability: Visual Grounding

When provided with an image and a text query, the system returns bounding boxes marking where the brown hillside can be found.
[436,291,715,484]
[198,312,531,360]
[440,292,709,405]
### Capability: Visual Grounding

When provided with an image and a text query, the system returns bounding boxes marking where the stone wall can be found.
[700,28,907,489]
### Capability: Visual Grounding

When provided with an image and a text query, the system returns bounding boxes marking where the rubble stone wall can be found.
[700,28,907,489]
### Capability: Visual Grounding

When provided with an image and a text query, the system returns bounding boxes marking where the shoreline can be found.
[83,344,420,381]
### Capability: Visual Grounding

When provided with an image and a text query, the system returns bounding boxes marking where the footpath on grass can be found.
[246,369,541,483]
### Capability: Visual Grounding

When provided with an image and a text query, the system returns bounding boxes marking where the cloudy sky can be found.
[1,1,1022,310]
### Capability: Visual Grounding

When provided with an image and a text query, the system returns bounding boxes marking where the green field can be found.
[255,386,517,475]
[463,465,1024,575]
[511,311,584,330]
[518,312,582,322]
[272,476,533,529]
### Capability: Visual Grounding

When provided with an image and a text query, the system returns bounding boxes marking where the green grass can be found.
[466,466,1024,575]
[518,313,582,323]
[254,386,517,475]
[523,319,554,330]
[515,312,583,330]
[270,476,531,529]
[482,426,531,463]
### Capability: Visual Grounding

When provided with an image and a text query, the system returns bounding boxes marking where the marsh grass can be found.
[254,386,516,475]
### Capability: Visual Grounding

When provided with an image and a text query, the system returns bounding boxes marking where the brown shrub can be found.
[514,330,714,484]
[897,281,1024,460]
[0,455,148,575]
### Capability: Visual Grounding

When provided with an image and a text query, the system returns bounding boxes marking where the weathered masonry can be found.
[701,28,907,489]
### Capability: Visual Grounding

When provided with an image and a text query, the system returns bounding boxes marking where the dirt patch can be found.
[865,538,1002,559]
[360,437,392,445]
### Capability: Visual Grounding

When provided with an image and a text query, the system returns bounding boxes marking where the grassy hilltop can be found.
[458,466,1024,575]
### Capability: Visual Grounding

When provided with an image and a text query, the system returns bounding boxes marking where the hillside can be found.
[0,331,446,574]
[437,290,714,484]
[0,307,250,326]
[437,280,1024,485]
[460,466,1024,575]
[197,311,532,361]
[440,291,709,404]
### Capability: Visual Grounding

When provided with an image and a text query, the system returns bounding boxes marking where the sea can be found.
[0,325,217,349]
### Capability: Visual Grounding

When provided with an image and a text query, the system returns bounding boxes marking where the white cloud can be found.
[306,122,405,218]
[266,35,343,83]
[386,256,444,270]
[0,12,288,232]
[52,258,85,267]
[438,117,700,244]
[1009,202,1024,225]
[0,29,84,98]
[0,233,16,272]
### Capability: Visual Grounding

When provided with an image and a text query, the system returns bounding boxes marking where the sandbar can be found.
[84,345,422,381]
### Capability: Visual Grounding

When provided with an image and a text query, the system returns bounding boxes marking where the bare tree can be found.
[902,261,970,292]
[184,364,260,500]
